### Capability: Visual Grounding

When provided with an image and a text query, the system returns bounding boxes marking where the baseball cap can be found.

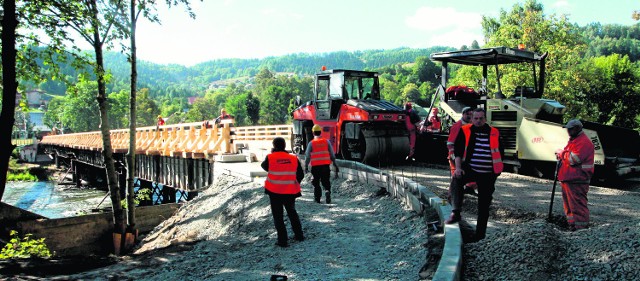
[563,119,583,129]
[461,107,472,114]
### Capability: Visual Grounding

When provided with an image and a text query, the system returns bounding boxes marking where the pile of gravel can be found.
[464,219,640,280]
[62,173,429,280]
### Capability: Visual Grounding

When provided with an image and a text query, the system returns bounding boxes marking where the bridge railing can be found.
[11,138,35,146]
[41,122,293,158]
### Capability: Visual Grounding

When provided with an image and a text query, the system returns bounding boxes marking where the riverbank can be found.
[7,159,56,182]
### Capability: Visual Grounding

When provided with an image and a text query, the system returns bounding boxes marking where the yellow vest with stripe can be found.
[461,124,504,174]
[265,152,301,194]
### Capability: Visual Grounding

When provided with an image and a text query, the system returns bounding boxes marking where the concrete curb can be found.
[334,160,462,281]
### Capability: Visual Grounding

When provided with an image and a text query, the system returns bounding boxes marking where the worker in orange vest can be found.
[446,107,477,195]
[446,108,503,242]
[261,137,305,247]
[555,119,594,231]
[304,124,339,204]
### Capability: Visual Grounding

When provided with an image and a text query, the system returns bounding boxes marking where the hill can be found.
[33,46,455,99]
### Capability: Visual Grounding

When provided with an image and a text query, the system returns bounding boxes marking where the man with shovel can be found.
[555,119,594,231]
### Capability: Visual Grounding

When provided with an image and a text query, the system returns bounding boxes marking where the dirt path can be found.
[41,172,429,281]
[6,164,640,280]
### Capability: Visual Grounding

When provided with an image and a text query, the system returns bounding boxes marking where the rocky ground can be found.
[388,164,640,281]
[3,163,640,280]
[45,172,429,280]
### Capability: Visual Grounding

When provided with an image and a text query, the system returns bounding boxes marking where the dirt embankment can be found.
[45,172,429,280]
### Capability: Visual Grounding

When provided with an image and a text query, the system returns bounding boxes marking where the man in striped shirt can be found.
[445,108,503,242]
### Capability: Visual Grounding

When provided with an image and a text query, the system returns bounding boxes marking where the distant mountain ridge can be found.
[35,46,456,98]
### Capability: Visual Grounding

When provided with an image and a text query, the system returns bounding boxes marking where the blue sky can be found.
[133,0,638,66]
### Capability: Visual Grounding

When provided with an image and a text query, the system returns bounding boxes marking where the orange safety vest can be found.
[447,120,464,158]
[461,124,503,174]
[310,138,332,166]
[264,152,301,194]
[558,132,595,183]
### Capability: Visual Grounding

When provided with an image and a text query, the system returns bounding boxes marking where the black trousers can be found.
[269,194,303,244]
[449,170,497,237]
[311,165,331,200]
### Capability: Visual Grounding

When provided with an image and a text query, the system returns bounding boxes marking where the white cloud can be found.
[261,8,278,15]
[261,8,303,21]
[551,0,570,9]
[405,7,482,31]
[424,28,485,49]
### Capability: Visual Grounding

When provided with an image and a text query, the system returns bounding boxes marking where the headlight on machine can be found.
[372,115,379,120]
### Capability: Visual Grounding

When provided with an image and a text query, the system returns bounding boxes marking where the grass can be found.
[7,172,38,182]
[7,157,38,182]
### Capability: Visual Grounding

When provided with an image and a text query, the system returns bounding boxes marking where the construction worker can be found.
[404,102,421,159]
[204,108,234,128]
[555,119,594,231]
[446,107,477,195]
[445,108,503,242]
[304,124,339,204]
[426,107,441,132]
[261,137,305,247]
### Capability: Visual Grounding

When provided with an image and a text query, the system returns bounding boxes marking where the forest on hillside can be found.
[9,1,640,133]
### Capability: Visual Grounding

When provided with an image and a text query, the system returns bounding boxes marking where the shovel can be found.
[547,160,561,221]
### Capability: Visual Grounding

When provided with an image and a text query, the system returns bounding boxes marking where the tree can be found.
[401,83,421,103]
[576,54,640,128]
[27,0,129,245]
[0,0,19,199]
[461,0,587,104]
[259,85,291,124]
[135,88,160,126]
[412,56,440,87]
[43,79,102,132]
[185,93,220,122]
[471,40,481,49]
[246,92,261,125]
[108,90,130,129]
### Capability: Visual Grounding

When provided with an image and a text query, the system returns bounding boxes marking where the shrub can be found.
[7,171,37,182]
[0,230,52,259]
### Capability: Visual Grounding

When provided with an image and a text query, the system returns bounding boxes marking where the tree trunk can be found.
[89,1,125,242]
[0,0,18,200]
[127,0,138,233]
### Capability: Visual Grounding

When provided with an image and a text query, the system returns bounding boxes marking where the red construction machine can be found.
[291,69,410,164]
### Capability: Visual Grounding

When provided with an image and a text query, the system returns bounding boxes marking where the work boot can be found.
[444,212,461,224]
[325,192,331,204]
[463,186,478,196]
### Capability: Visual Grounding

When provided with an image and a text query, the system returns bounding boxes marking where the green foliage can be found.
[245,93,261,125]
[0,230,52,259]
[575,54,640,127]
[135,89,161,127]
[43,78,101,133]
[7,158,37,182]
[121,188,152,209]
[7,172,38,182]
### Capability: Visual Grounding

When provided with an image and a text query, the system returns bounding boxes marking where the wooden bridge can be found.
[40,120,293,204]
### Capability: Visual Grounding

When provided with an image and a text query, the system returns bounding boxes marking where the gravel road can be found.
[389,164,640,280]
[47,172,430,281]
[6,163,640,281]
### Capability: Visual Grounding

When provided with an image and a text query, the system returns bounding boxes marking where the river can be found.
[3,181,108,219]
